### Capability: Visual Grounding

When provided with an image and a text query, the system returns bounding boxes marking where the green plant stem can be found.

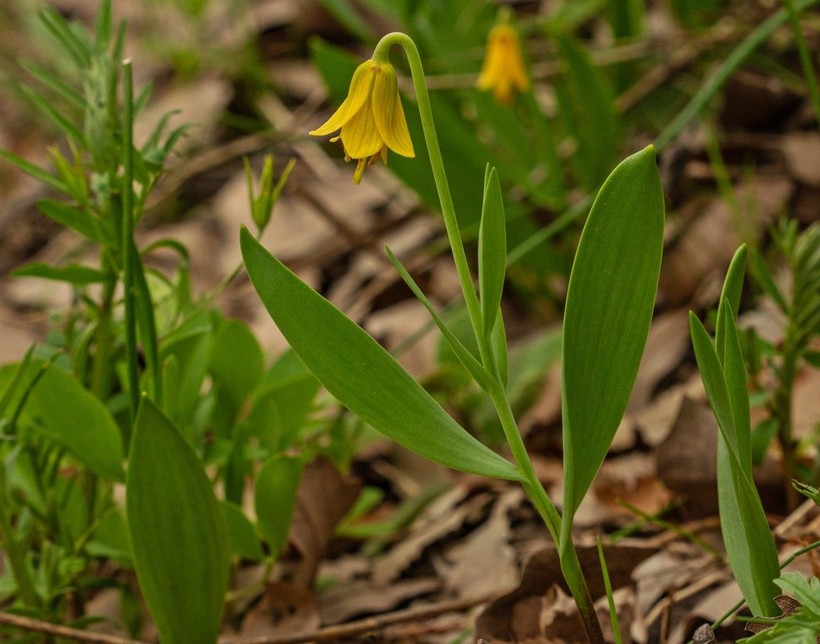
[489,383,604,642]
[655,0,820,150]
[373,31,604,642]
[597,535,622,644]
[121,60,139,423]
[782,0,820,124]
[91,276,116,399]
[774,335,800,509]
[372,33,488,367]
[0,457,40,608]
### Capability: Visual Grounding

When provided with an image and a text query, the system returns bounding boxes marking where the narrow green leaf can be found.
[0,149,67,192]
[220,501,264,562]
[478,167,507,342]
[316,0,376,43]
[560,145,664,525]
[490,310,509,387]
[689,314,742,460]
[241,228,522,481]
[20,85,86,145]
[554,33,619,190]
[127,399,230,644]
[386,247,495,392]
[19,60,85,110]
[719,303,752,468]
[13,262,110,286]
[37,199,111,244]
[28,367,124,481]
[254,454,303,558]
[715,245,747,361]
[716,440,780,617]
[691,313,779,616]
[38,6,91,68]
[93,0,112,49]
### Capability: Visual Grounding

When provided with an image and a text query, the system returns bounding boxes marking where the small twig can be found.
[218,592,495,644]
[0,612,145,644]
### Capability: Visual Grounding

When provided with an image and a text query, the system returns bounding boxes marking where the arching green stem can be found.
[373,32,604,643]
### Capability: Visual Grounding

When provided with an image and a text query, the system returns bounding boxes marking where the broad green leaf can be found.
[254,454,303,558]
[386,247,495,392]
[209,319,264,407]
[220,501,264,562]
[479,167,507,342]
[241,228,523,482]
[127,399,230,644]
[247,350,321,451]
[28,367,123,481]
[87,510,132,563]
[13,262,110,286]
[561,145,664,528]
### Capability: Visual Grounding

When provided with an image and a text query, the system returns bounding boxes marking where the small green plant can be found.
[0,3,323,641]
[690,246,781,619]
[244,30,665,641]
[746,222,820,506]
[742,572,820,642]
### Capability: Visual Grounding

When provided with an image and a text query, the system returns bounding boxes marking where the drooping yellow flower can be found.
[310,60,415,184]
[476,23,530,104]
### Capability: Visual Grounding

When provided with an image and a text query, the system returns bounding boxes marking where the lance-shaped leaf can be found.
[479,166,507,342]
[127,399,230,644]
[690,310,780,617]
[560,145,664,540]
[241,228,522,482]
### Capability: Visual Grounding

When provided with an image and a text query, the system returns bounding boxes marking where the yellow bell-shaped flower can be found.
[476,23,530,104]
[310,60,415,184]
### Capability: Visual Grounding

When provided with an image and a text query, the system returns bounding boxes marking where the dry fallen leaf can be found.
[288,457,362,588]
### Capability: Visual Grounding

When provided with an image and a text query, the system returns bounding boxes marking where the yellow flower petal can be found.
[476,23,529,104]
[309,61,374,136]
[338,93,385,159]
[371,63,415,158]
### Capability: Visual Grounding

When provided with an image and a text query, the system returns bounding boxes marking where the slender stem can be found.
[0,456,40,608]
[782,0,820,124]
[91,275,116,399]
[489,381,603,641]
[374,32,604,641]
[373,33,488,365]
[121,60,139,424]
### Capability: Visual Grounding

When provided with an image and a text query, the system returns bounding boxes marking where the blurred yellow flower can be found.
[477,23,530,104]
[310,60,415,184]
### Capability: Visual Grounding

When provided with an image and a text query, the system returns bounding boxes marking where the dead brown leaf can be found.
[239,582,319,638]
[318,578,441,625]
[288,457,362,588]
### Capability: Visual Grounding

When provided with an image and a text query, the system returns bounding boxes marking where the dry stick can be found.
[218,592,495,644]
[0,612,145,644]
